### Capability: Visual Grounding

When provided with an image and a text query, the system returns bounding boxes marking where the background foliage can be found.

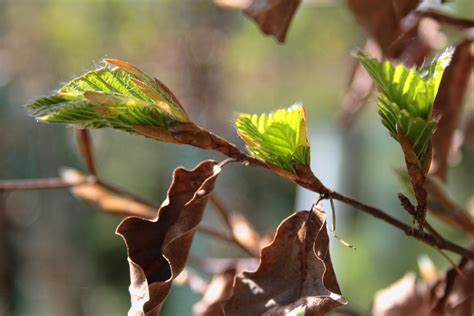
[0,0,473,315]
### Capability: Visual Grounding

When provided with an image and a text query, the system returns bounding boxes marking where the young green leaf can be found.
[235,104,310,173]
[356,48,453,163]
[26,59,189,131]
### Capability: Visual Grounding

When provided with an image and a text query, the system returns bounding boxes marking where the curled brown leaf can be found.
[243,0,301,43]
[116,160,222,315]
[372,255,474,316]
[347,0,425,59]
[372,272,429,316]
[430,40,474,182]
[223,206,346,316]
[397,126,428,228]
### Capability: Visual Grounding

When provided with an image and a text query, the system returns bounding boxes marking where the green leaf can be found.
[235,104,311,173]
[356,48,453,162]
[26,59,189,131]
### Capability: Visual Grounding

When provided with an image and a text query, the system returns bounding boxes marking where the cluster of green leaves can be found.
[27,59,313,174]
[235,104,311,172]
[356,48,453,163]
[27,59,189,131]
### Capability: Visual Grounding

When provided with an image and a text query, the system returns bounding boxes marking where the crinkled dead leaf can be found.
[116,160,221,315]
[243,0,301,43]
[193,268,236,316]
[223,207,346,316]
[430,40,474,182]
[462,113,474,149]
[430,256,474,315]
[372,255,474,316]
[397,126,428,229]
[372,273,429,316]
[347,0,424,59]
[61,168,156,219]
[397,126,428,198]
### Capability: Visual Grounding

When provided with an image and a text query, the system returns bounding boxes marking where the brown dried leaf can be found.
[372,273,429,316]
[430,40,474,182]
[243,0,301,43]
[116,160,222,315]
[347,0,424,59]
[430,256,474,315]
[61,168,156,219]
[397,126,428,216]
[193,268,236,316]
[425,176,474,237]
[372,255,474,316]
[462,113,474,149]
[223,207,346,316]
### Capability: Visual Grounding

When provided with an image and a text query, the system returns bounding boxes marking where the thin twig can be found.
[97,179,159,209]
[210,195,234,230]
[198,225,257,257]
[416,10,474,29]
[181,132,474,259]
[0,177,92,191]
[329,190,474,259]
[209,195,259,257]
[198,225,235,243]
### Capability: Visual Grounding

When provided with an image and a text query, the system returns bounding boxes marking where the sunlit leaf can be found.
[356,48,453,162]
[26,59,189,131]
[235,104,310,173]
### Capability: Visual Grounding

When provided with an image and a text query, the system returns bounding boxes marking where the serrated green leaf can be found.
[356,48,453,162]
[235,104,310,173]
[26,59,189,132]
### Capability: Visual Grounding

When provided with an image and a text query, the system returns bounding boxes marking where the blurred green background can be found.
[0,0,472,315]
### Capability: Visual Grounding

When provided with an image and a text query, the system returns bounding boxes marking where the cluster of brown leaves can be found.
[65,142,345,315]
[113,164,345,315]
[372,256,474,316]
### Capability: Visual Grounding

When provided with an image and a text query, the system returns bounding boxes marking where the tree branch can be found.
[0,177,91,191]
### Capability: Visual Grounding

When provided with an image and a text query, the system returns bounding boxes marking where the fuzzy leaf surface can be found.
[27,59,188,131]
[357,48,453,162]
[235,104,310,173]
